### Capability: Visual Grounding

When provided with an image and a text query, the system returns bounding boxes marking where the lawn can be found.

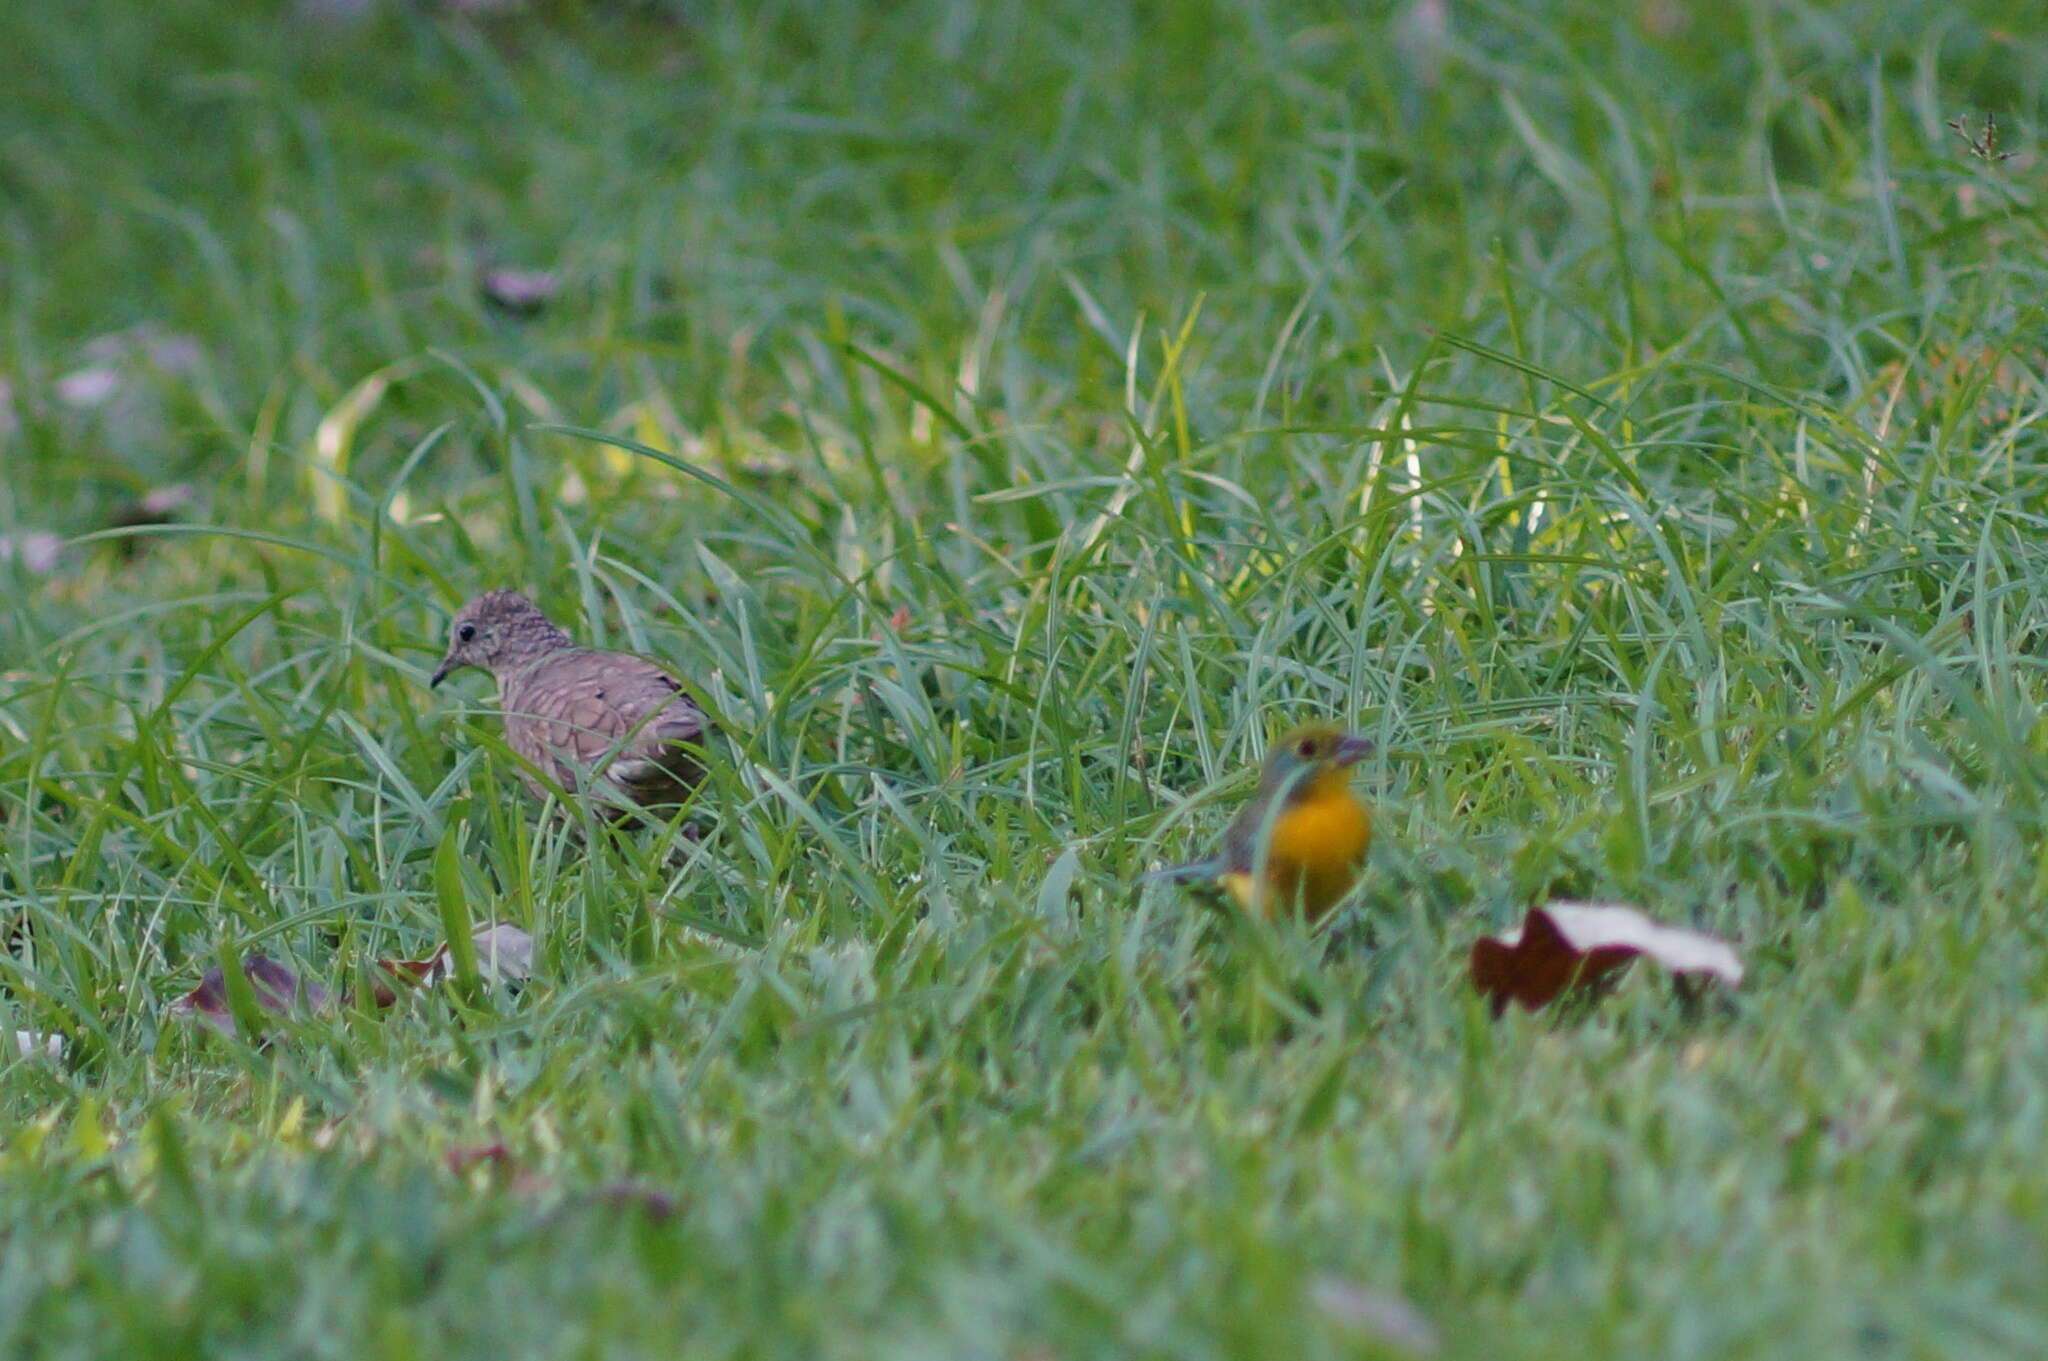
[4,0,2048,1356]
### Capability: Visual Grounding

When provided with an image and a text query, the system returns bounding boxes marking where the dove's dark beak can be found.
[1333,733,1374,766]
[429,660,454,689]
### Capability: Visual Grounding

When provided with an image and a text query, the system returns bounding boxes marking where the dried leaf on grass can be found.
[173,955,331,1036]
[444,1141,553,1197]
[446,1142,514,1175]
[176,924,533,1030]
[441,1142,679,1220]
[1470,902,1743,1015]
[374,923,535,1004]
[367,955,438,1006]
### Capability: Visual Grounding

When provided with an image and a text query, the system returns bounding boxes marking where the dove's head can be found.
[431,589,572,687]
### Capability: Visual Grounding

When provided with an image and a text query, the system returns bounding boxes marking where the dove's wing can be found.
[502,649,709,812]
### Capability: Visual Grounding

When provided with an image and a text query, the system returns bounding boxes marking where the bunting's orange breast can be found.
[1223,773,1373,919]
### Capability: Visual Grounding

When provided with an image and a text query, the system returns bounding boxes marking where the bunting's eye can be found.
[1297,737,1317,758]
[456,622,478,643]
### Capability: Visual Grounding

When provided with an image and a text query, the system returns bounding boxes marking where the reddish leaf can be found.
[368,956,440,1007]
[174,954,330,1035]
[447,1143,514,1175]
[1470,902,1743,1015]
[593,1180,680,1221]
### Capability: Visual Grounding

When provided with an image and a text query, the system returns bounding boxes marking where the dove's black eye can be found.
[456,623,477,643]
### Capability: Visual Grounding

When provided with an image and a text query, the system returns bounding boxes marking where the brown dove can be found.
[430,589,710,823]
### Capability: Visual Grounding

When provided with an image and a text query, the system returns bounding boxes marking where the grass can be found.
[3,0,2048,1354]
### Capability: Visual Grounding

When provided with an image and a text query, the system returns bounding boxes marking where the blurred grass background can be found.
[4,0,2048,1356]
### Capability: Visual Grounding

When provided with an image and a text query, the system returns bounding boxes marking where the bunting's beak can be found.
[1333,733,1375,766]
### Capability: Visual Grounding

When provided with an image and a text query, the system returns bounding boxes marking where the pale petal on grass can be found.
[14,1031,64,1061]
[55,367,122,408]
[0,531,62,576]
[1309,1276,1440,1356]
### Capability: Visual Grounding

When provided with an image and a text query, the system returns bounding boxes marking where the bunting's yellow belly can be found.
[1222,781,1372,920]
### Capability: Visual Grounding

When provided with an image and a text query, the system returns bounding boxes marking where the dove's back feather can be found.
[499,647,709,816]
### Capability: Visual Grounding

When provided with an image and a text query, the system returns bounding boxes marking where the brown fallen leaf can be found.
[375,922,535,1005]
[444,1141,552,1197]
[440,1145,675,1216]
[173,954,331,1035]
[1470,902,1743,1015]
[367,955,439,1007]
[446,1142,514,1175]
